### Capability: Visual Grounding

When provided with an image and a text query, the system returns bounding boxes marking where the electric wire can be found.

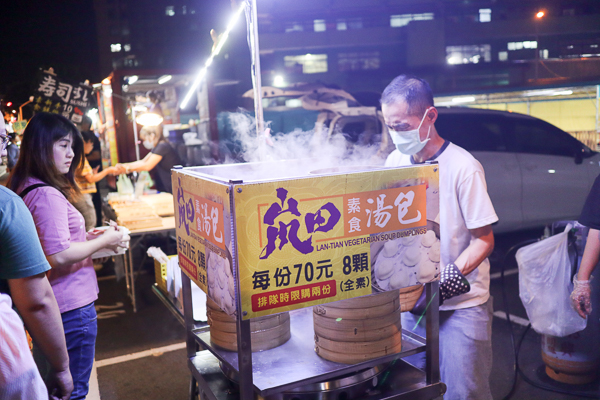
[500,238,537,400]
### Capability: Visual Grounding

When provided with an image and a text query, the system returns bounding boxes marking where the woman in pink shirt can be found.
[8,112,128,400]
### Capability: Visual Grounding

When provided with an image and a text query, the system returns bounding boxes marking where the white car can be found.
[329,106,599,233]
[250,86,599,233]
[430,107,599,233]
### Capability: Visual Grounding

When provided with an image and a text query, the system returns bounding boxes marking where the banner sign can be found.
[173,164,439,320]
[174,174,234,314]
[33,70,94,124]
[101,81,119,166]
[234,164,439,319]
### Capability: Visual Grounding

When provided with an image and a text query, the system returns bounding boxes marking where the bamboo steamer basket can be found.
[207,297,291,352]
[399,284,424,312]
[313,290,402,364]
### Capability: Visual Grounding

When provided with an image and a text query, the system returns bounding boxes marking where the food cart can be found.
[162,159,445,400]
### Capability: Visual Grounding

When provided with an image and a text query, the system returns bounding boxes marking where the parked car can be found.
[411,107,599,233]
[245,86,599,233]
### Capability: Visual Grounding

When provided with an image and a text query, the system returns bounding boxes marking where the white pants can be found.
[402,298,494,400]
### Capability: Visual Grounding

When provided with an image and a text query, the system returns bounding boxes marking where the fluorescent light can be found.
[552,90,572,96]
[524,89,573,97]
[180,2,245,109]
[523,89,555,97]
[135,113,163,127]
[452,96,476,103]
[158,75,172,84]
[127,75,138,84]
[548,169,556,174]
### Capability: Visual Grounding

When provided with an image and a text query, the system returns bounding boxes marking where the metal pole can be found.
[131,102,140,161]
[425,280,440,385]
[596,85,600,133]
[248,0,265,155]
[594,85,600,150]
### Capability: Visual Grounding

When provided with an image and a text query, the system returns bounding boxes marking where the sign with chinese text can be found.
[33,70,94,124]
[234,164,439,319]
[101,81,119,166]
[174,173,234,315]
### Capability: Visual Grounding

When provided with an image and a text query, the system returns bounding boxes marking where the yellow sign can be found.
[173,172,230,298]
[234,164,438,319]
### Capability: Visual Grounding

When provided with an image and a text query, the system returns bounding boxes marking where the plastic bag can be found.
[116,174,134,196]
[516,224,587,337]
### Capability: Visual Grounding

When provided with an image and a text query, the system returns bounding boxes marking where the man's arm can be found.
[9,273,73,400]
[83,166,118,183]
[578,228,600,281]
[115,153,162,174]
[453,225,495,276]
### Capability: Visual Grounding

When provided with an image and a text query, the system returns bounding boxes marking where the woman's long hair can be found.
[8,112,84,199]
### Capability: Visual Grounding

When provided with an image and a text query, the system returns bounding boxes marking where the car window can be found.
[434,114,508,152]
[512,119,578,157]
[333,116,382,146]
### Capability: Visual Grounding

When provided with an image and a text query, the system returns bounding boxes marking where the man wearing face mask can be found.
[382,75,498,400]
[114,127,182,193]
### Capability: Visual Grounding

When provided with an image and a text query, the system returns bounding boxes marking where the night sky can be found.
[0,1,99,105]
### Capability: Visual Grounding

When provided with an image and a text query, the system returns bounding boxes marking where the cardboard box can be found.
[154,255,177,294]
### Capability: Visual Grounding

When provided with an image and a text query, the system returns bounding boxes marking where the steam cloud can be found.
[206,111,389,182]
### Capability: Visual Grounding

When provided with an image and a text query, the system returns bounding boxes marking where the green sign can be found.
[13,120,27,134]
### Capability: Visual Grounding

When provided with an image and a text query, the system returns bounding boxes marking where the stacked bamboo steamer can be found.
[399,284,424,312]
[313,290,402,364]
[206,297,291,352]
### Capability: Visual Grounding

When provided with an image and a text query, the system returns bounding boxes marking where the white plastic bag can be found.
[516,224,587,337]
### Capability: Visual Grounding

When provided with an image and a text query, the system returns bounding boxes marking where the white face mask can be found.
[142,139,154,150]
[388,108,432,155]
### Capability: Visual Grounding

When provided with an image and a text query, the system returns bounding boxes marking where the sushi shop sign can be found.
[33,70,94,124]
[235,165,435,319]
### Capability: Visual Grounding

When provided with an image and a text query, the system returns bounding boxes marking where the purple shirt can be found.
[21,177,98,313]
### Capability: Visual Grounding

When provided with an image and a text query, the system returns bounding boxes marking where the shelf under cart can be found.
[189,307,430,398]
[188,349,444,400]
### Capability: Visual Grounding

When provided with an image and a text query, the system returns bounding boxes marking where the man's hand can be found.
[48,367,74,400]
[114,164,127,175]
[570,277,592,318]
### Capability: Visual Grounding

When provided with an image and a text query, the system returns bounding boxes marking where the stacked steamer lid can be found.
[205,251,290,352]
[313,290,402,364]
[206,297,290,352]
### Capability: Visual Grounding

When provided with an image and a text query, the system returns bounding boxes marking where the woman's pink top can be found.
[20,177,98,313]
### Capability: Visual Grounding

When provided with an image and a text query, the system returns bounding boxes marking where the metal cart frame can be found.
[168,174,444,400]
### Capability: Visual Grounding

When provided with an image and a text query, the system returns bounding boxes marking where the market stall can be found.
[161,159,444,400]
[106,192,176,312]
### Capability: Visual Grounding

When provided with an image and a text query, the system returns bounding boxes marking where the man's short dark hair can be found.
[380,75,434,117]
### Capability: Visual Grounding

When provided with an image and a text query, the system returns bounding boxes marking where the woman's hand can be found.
[104,166,118,175]
[100,228,130,254]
